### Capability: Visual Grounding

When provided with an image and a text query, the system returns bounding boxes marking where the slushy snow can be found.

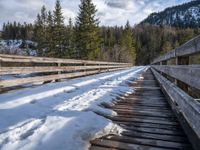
[0,66,146,150]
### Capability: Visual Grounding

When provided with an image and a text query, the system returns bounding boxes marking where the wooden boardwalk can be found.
[90,69,193,150]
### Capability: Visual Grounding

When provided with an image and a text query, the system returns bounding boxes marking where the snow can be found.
[0,66,147,150]
[0,40,37,56]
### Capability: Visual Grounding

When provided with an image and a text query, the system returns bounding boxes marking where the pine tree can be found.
[66,18,74,58]
[34,6,47,56]
[46,11,54,56]
[52,0,66,58]
[120,21,136,63]
[75,0,101,60]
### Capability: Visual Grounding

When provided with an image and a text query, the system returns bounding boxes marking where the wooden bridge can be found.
[90,35,200,150]
[0,35,200,150]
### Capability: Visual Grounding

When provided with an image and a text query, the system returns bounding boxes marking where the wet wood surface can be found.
[90,69,193,150]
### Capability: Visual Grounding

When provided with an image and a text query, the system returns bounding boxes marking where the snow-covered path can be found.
[0,66,147,150]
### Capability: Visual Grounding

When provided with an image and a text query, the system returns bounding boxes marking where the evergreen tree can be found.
[66,18,74,58]
[34,6,47,56]
[46,11,54,56]
[52,0,66,58]
[120,21,136,63]
[75,0,101,60]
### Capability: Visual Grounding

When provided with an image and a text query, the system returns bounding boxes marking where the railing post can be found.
[175,56,189,92]
[58,63,61,75]
[98,63,101,73]
[84,62,87,75]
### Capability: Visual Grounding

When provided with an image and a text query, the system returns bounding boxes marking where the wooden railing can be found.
[151,35,200,150]
[0,54,132,89]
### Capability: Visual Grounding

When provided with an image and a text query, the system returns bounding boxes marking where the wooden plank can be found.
[115,121,181,131]
[176,35,200,57]
[121,125,184,136]
[0,68,124,88]
[152,35,200,64]
[115,103,170,109]
[117,102,169,107]
[152,65,200,91]
[112,106,172,113]
[0,54,131,65]
[116,114,177,122]
[115,110,175,119]
[105,135,191,149]
[0,65,126,75]
[109,116,178,126]
[122,131,187,143]
[90,146,119,150]
[91,139,170,150]
[113,109,174,118]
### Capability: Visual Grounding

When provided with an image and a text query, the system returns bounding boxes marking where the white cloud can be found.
[0,0,192,28]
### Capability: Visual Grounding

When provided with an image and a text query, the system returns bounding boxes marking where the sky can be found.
[0,0,192,29]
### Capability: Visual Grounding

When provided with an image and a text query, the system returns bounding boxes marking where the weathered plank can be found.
[0,65,127,75]
[0,68,124,88]
[152,35,200,64]
[152,65,200,91]
[91,139,170,150]
[122,131,187,143]
[104,135,191,149]
[0,54,130,65]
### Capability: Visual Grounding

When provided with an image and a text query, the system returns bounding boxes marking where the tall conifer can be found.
[52,0,66,58]
[75,0,101,60]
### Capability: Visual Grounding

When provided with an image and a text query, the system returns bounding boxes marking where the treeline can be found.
[2,22,34,40]
[134,24,200,65]
[1,0,136,63]
[1,0,200,65]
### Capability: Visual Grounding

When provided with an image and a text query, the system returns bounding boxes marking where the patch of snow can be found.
[0,66,147,150]
[0,40,37,56]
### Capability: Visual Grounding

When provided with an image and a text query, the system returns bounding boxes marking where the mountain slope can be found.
[141,0,200,28]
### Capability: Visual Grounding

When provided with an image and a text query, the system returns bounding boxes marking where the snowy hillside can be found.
[0,67,147,150]
[141,0,200,28]
[0,40,37,56]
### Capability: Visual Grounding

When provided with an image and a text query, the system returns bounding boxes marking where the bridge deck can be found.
[90,69,193,150]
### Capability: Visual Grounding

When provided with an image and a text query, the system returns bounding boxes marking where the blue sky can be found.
[0,0,192,28]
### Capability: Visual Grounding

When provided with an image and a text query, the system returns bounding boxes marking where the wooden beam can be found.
[0,65,128,75]
[0,54,131,65]
[0,67,128,88]
[152,35,200,64]
[152,65,200,91]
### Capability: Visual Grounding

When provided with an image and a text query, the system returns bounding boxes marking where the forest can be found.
[1,0,200,65]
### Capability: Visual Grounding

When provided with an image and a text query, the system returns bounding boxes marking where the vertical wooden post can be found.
[58,63,61,75]
[160,61,167,77]
[84,62,87,75]
[175,56,189,92]
[98,63,101,73]
[55,63,61,82]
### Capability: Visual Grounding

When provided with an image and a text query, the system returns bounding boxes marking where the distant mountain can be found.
[140,0,200,28]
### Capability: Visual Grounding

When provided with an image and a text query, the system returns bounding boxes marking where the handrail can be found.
[152,65,200,91]
[0,54,132,89]
[151,35,200,150]
[152,34,200,64]
[151,68,200,150]
[0,54,128,65]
